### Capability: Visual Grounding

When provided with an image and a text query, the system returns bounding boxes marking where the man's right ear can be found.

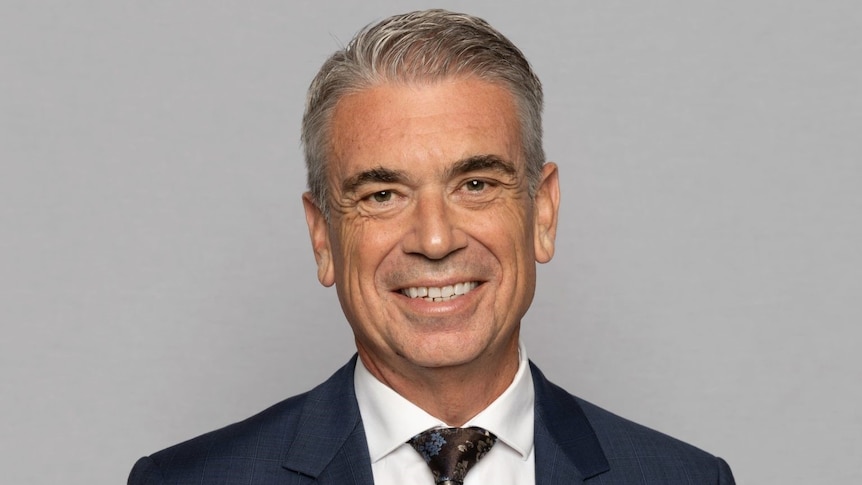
[302,193,335,287]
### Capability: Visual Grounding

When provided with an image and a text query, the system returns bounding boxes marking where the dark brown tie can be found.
[408,426,497,485]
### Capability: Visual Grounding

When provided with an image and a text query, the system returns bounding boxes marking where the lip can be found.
[399,281,479,301]
[392,280,485,315]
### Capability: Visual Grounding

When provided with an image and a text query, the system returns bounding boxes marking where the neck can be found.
[358,339,520,426]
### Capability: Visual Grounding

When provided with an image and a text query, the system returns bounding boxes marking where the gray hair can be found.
[301,9,544,218]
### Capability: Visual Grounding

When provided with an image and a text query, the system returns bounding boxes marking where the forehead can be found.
[327,78,522,180]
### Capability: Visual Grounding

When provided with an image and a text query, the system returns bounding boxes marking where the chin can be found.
[400,337,489,370]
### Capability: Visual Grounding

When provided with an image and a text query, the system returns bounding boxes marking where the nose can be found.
[401,191,467,259]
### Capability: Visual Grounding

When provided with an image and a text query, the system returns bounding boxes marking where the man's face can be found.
[304,77,559,377]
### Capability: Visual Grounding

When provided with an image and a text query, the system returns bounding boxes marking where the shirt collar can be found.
[354,342,534,463]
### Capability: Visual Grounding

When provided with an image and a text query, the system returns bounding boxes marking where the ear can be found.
[533,162,560,264]
[302,192,336,287]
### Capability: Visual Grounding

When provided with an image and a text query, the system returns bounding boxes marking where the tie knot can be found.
[408,427,497,485]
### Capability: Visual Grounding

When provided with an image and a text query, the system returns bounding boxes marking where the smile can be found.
[400,281,479,302]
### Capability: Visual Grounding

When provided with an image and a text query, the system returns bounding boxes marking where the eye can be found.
[370,191,392,203]
[465,179,486,191]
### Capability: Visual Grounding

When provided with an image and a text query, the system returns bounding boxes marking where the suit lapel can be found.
[531,362,610,484]
[278,358,609,484]
[282,356,374,485]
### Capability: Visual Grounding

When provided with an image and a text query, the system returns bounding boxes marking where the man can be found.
[129,9,734,484]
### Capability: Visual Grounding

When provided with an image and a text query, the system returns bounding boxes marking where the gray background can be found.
[2,1,860,484]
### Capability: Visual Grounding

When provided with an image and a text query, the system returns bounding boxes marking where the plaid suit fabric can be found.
[129,357,733,484]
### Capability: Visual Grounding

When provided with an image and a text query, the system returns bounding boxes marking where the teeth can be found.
[401,282,478,301]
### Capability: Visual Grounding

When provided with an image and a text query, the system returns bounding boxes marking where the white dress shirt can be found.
[354,343,535,485]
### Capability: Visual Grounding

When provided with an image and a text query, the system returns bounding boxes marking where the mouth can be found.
[399,281,479,302]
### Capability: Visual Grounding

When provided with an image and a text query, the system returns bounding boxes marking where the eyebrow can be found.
[445,155,518,179]
[341,167,409,194]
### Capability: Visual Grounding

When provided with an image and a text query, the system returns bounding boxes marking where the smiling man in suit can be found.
[129,9,734,484]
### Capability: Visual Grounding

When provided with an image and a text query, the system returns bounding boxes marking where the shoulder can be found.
[128,359,359,485]
[578,398,734,483]
[576,396,723,465]
[531,362,734,483]
[130,392,310,484]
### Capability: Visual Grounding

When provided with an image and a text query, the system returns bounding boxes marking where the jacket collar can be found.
[280,357,609,483]
[282,356,374,482]
[531,362,610,482]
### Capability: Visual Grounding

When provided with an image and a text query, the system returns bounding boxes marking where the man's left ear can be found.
[533,162,560,263]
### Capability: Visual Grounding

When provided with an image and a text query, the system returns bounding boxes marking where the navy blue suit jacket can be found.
[129,358,734,484]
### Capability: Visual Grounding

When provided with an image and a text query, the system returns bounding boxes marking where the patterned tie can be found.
[408,426,497,485]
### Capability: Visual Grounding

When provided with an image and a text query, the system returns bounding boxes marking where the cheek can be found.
[471,205,533,254]
[335,219,400,280]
